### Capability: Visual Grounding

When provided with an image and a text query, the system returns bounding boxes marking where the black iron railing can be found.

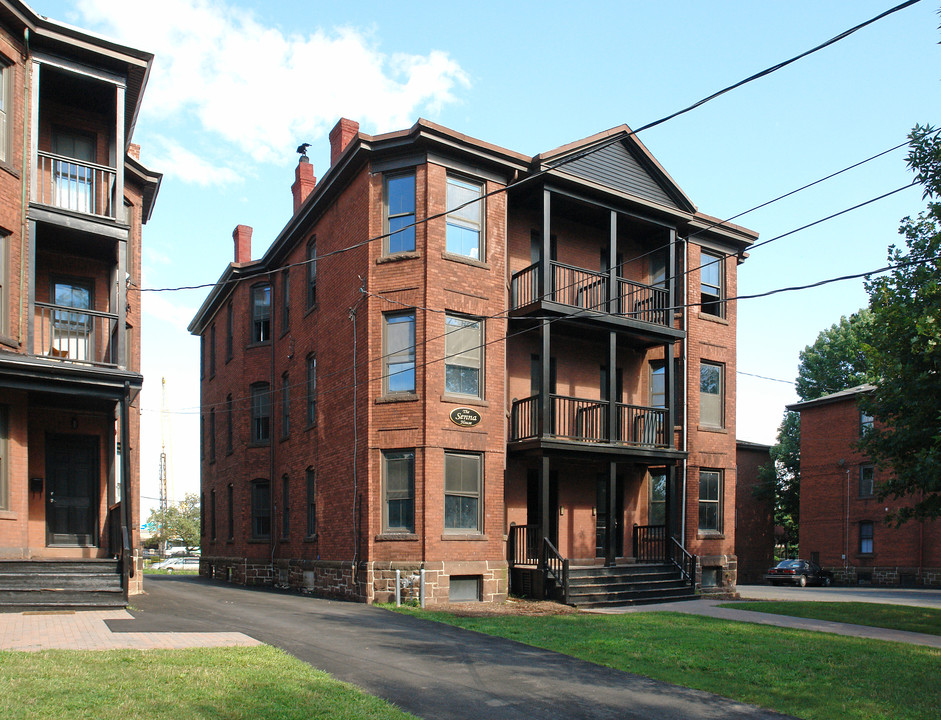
[36,150,117,219]
[633,524,667,562]
[34,301,120,367]
[542,538,568,603]
[670,536,696,588]
[507,523,540,567]
[617,405,668,447]
[618,278,668,325]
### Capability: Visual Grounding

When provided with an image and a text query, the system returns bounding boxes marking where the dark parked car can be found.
[766,559,833,587]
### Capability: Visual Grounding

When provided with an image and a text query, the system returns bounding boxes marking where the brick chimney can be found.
[329,118,360,167]
[232,224,253,263]
[128,143,141,161]
[291,156,317,214]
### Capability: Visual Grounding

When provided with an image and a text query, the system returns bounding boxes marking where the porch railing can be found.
[33,301,120,367]
[670,536,696,588]
[541,538,569,604]
[507,523,540,567]
[510,395,669,448]
[35,150,117,219]
[509,260,670,328]
[633,524,667,562]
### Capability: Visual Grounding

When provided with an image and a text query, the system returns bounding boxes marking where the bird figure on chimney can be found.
[296,142,312,157]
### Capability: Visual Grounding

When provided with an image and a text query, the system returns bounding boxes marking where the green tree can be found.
[759,312,874,552]
[859,124,941,523]
[146,493,201,550]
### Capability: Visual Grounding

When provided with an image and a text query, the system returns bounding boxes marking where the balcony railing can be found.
[35,151,116,219]
[34,301,120,367]
[510,394,669,448]
[510,260,669,327]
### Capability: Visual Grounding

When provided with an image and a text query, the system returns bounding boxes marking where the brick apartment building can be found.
[189,117,757,605]
[0,1,160,608]
[791,385,941,586]
[734,440,774,584]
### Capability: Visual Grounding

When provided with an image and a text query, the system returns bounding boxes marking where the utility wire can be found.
[137,0,920,295]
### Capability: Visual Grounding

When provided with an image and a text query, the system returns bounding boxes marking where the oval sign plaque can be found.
[450,407,481,427]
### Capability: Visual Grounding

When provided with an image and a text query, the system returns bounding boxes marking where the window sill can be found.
[304,534,318,543]
[304,303,318,318]
[441,252,489,270]
[305,422,317,432]
[441,533,488,541]
[248,441,271,448]
[376,393,420,404]
[376,533,419,542]
[0,333,19,349]
[0,160,21,179]
[697,425,727,434]
[245,341,272,350]
[248,538,271,544]
[697,531,725,540]
[377,251,421,265]
[280,435,290,443]
[0,510,17,521]
[441,393,488,407]
[697,312,729,326]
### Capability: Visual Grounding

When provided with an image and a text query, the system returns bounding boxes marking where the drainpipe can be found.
[121,382,133,588]
[18,28,30,344]
[680,234,688,549]
[349,304,359,589]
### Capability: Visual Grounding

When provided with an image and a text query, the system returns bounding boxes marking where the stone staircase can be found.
[0,559,126,611]
[564,562,696,608]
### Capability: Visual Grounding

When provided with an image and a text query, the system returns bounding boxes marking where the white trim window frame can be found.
[444,451,482,533]
[444,314,483,398]
[699,361,724,428]
[698,468,722,532]
[446,175,484,260]
[700,251,724,318]
[384,173,416,255]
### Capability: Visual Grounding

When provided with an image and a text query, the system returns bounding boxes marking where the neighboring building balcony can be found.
[509,394,675,453]
[510,261,679,341]
[32,302,122,368]
[34,150,117,220]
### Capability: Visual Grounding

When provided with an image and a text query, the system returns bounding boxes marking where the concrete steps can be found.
[565,563,696,608]
[0,559,125,611]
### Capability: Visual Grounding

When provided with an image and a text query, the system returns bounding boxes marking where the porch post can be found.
[605,461,617,566]
[608,211,617,313]
[542,188,552,301]
[120,382,133,586]
[117,237,127,369]
[114,84,126,223]
[540,319,551,436]
[664,342,675,444]
[26,220,36,353]
[607,330,617,443]
[665,464,673,546]
[539,455,551,549]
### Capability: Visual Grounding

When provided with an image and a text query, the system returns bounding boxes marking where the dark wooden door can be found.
[527,469,558,547]
[595,474,625,558]
[46,434,98,546]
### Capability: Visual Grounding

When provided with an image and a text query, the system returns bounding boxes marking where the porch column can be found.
[541,188,552,301]
[539,455,551,549]
[607,211,617,313]
[667,227,676,321]
[120,382,133,582]
[607,330,617,443]
[540,319,551,436]
[665,464,673,544]
[664,342,675,444]
[605,461,617,566]
[26,220,36,353]
[117,238,127,369]
[115,84,126,223]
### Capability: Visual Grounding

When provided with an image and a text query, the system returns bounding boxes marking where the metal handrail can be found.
[541,538,568,601]
[670,536,696,587]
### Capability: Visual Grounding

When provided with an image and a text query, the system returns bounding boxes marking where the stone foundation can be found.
[827,565,941,587]
[128,552,144,595]
[696,554,737,594]
[200,556,508,604]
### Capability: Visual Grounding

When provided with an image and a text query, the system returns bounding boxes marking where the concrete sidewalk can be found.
[0,608,260,651]
[589,598,941,648]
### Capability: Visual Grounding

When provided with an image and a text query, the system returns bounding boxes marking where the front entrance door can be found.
[527,469,558,547]
[46,434,98,546]
[595,474,625,558]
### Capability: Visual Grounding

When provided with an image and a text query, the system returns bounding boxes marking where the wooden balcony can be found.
[33,302,122,368]
[35,151,117,220]
[510,261,675,338]
[509,394,671,449]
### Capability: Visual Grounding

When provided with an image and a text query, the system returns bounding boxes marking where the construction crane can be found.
[158,377,171,550]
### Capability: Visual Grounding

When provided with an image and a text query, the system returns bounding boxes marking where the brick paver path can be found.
[0,609,261,651]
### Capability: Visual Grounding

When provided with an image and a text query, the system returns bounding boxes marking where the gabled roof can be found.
[787,384,876,412]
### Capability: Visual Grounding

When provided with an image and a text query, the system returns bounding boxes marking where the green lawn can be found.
[0,645,417,720]
[719,601,941,636]
[392,608,940,720]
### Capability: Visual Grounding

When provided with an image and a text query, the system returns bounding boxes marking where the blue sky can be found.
[35,0,941,513]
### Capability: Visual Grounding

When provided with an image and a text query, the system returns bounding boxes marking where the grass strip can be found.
[0,645,417,720]
[392,608,939,720]
[717,600,941,636]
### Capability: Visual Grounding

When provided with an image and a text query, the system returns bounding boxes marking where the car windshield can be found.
[776,560,802,569]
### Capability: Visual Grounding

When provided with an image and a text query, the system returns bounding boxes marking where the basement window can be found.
[449,575,481,602]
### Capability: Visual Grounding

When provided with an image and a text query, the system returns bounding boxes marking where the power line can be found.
[136,0,920,295]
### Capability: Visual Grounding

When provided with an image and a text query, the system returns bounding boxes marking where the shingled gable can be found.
[534,125,696,214]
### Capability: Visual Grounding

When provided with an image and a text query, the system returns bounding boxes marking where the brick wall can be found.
[735,443,774,583]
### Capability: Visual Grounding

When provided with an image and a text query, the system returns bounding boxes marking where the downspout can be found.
[121,382,133,591]
[349,304,359,589]
[680,234,688,549]
[270,288,277,566]
[17,28,30,344]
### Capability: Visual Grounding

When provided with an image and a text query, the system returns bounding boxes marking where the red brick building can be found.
[734,440,774,584]
[0,1,160,607]
[791,385,941,586]
[190,118,756,604]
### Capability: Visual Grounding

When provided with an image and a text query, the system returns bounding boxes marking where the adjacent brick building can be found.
[791,385,941,586]
[734,440,774,584]
[0,1,160,606]
[190,118,757,604]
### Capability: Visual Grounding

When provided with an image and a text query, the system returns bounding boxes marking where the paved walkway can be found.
[0,608,260,651]
[588,598,941,648]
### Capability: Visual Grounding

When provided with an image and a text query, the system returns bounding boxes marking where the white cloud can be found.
[145,135,243,186]
[75,0,470,164]
[141,292,199,329]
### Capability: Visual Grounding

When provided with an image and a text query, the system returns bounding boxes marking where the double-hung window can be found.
[210,489,217,541]
[209,324,216,378]
[251,284,271,343]
[384,173,415,254]
[384,312,415,394]
[0,60,10,164]
[859,465,875,498]
[700,251,724,317]
[698,469,722,532]
[306,468,316,537]
[382,450,415,533]
[306,354,317,425]
[650,362,665,408]
[444,452,482,533]
[251,480,270,539]
[281,373,290,438]
[281,269,290,333]
[444,315,482,398]
[208,409,216,462]
[859,521,874,554]
[225,303,233,361]
[648,469,666,526]
[250,382,271,444]
[306,238,317,308]
[446,176,484,260]
[281,475,290,539]
[699,362,723,428]
[226,394,233,454]
[226,484,234,540]
[860,411,874,435]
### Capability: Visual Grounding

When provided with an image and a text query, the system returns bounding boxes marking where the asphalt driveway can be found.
[736,583,941,608]
[118,576,792,720]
